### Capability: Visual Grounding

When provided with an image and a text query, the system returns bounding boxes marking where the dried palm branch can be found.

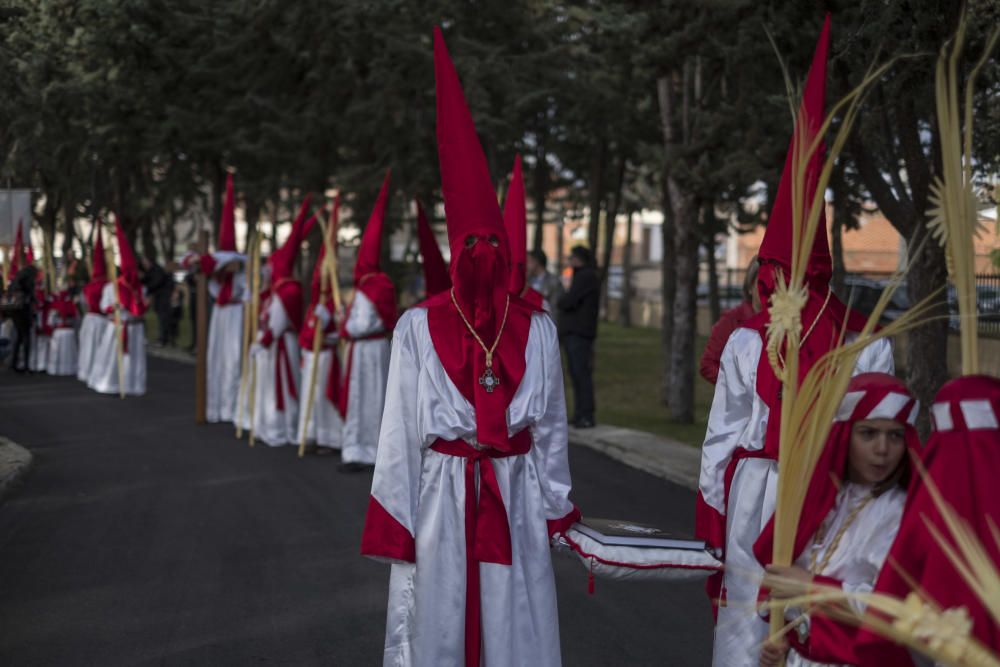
[926,14,1000,374]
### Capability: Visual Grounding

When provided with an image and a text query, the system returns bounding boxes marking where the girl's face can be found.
[847,419,907,485]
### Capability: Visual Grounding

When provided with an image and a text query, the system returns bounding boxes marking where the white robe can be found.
[248,295,300,447]
[206,272,245,423]
[367,307,576,667]
[46,310,77,376]
[341,291,391,464]
[700,328,894,667]
[296,341,344,449]
[29,311,49,372]
[88,284,147,396]
[783,483,905,667]
[76,312,106,382]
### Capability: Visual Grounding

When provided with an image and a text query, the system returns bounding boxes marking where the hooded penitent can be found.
[745,14,869,461]
[754,372,921,664]
[348,170,398,331]
[266,194,315,333]
[502,154,545,309]
[82,226,108,314]
[113,216,146,317]
[415,200,450,297]
[422,27,545,454]
[299,194,344,413]
[206,172,245,305]
[855,375,1000,666]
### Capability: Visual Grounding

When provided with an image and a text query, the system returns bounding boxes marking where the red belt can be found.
[431,434,532,667]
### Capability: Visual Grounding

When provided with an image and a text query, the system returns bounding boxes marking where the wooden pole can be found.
[194,228,209,423]
[104,225,126,399]
[298,259,328,458]
[247,233,263,448]
[235,234,257,438]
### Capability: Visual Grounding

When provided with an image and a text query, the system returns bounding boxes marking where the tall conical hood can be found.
[354,170,391,284]
[91,224,107,282]
[270,194,313,281]
[503,155,528,295]
[434,27,508,273]
[758,14,831,287]
[415,200,450,296]
[114,215,139,285]
[218,172,237,252]
[311,194,340,297]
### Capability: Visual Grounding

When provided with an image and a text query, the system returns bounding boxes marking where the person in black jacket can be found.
[140,256,177,346]
[6,266,37,372]
[558,245,599,428]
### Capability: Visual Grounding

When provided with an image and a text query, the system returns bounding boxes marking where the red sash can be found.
[274,335,298,412]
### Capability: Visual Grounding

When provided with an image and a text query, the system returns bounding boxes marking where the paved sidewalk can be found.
[0,436,32,502]
[568,424,701,491]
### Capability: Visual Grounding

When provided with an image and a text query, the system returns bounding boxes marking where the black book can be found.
[574,518,706,551]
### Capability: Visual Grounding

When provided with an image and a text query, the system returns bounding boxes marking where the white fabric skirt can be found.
[296,348,344,449]
[249,332,300,447]
[47,329,78,376]
[76,313,104,382]
[29,334,50,372]
[88,320,147,396]
[206,302,244,423]
[341,338,390,464]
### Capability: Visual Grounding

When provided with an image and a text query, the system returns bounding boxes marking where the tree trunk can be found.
[599,156,627,321]
[906,228,949,437]
[660,179,676,407]
[531,139,547,253]
[586,140,606,252]
[668,187,699,422]
[705,231,721,325]
[140,215,157,261]
[61,196,76,261]
[830,164,847,295]
[210,164,225,244]
[620,210,634,328]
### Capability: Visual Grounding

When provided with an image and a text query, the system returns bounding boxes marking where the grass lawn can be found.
[570,322,715,447]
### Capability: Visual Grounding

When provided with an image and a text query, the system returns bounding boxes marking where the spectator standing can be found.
[140,256,175,346]
[7,266,38,372]
[558,245,600,428]
[698,256,760,384]
[526,248,564,315]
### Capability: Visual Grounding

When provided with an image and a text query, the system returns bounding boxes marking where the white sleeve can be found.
[698,329,759,516]
[364,309,424,563]
[267,297,289,337]
[99,284,114,312]
[528,315,576,525]
[345,291,385,338]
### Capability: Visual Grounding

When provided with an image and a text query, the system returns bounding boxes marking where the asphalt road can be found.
[0,356,712,666]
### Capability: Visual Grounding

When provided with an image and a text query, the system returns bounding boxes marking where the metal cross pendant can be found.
[479,367,500,393]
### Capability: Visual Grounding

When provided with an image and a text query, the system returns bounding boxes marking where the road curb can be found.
[568,424,700,491]
[0,436,33,503]
[147,346,196,365]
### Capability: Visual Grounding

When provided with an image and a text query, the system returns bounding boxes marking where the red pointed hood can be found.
[434,27,509,278]
[25,237,34,265]
[354,170,391,284]
[7,222,22,280]
[503,155,528,296]
[269,194,313,281]
[758,13,832,294]
[114,215,139,286]
[91,225,107,282]
[424,27,540,460]
[218,172,237,252]
[416,200,450,296]
[310,194,340,299]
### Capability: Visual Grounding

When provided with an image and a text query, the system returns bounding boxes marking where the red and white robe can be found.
[77,282,110,383]
[88,282,147,396]
[202,261,246,424]
[361,307,578,667]
[247,290,300,446]
[46,301,78,376]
